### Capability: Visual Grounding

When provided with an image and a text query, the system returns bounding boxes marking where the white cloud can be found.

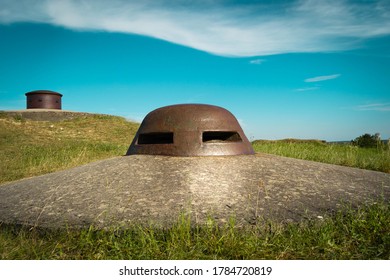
[305,74,341,83]
[249,59,265,65]
[1,0,390,57]
[356,103,390,112]
[294,87,320,92]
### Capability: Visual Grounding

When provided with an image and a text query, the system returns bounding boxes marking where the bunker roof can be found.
[25,90,63,97]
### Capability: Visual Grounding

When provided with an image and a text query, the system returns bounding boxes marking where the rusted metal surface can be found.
[25,90,62,110]
[126,104,255,156]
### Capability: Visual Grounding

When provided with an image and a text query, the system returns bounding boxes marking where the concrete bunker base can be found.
[0,154,389,229]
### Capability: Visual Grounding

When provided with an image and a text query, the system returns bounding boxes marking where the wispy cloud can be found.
[249,59,265,65]
[305,74,341,83]
[1,0,390,57]
[356,103,390,111]
[294,87,320,92]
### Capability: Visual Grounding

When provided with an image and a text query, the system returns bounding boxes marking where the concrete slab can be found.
[0,154,389,229]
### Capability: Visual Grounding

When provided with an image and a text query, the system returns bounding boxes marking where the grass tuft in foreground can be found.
[1,201,389,260]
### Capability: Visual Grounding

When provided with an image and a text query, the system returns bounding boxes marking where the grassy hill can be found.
[0,112,138,184]
[252,139,390,173]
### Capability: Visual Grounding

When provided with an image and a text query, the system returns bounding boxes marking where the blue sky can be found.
[0,0,389,141]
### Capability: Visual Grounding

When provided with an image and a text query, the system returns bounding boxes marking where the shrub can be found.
[352,133,380,148]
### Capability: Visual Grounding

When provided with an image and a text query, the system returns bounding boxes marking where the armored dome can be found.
[126,104,254,156]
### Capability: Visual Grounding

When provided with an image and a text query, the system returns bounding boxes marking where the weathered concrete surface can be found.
[0,154,389,229]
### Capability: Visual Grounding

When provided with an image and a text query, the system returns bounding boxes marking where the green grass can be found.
[0,113,389,259]
[0,113,138,184]
[252,139,390,173]
[1,202,388,259]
